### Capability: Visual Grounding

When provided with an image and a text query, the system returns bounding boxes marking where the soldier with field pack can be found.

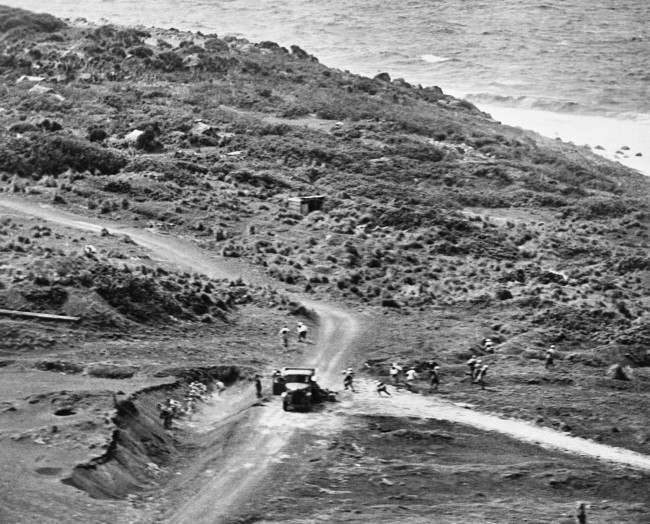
[254,374,263,399]
[279,326,290,348]
[545,345,556,369]
[474,364,488,389]
[343,368,355,392]
[389,362,402,384]
[297,322,308,342]
[429,365,440,392]
[376,381,391,396]
[466,356,477,378]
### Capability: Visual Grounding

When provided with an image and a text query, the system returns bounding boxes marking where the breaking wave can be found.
[464,93,584,114]
[420,54,451,64]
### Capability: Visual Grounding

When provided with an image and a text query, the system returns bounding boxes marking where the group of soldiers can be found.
[279,322,309,348]
[466,356,489,389]
[157,380,225,429]
[378,341,559,396]
[385,361,441,392]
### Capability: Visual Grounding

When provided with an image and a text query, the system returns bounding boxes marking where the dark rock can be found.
[606,364,630,381]
[374,72,391,83]
[290,44,310,60]
[495,288,513,300]
[53,408,76,416]
[258,40,280,50]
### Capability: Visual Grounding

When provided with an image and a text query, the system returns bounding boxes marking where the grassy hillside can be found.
[0,5,648,446]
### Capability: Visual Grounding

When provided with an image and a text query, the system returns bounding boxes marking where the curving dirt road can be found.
[0,196,362,523]
[2,196,649,523]
[165,302,358,524]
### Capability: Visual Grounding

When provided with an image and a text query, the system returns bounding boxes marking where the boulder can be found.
[606,363,630,381]
[16,75,44,84]
[495,288,513,300]
[374,72,391,83]
[28,84,53,95]
[124,129,145,144]
[290,44,310,60]
[183,53,201,68]
[189,121,215,137]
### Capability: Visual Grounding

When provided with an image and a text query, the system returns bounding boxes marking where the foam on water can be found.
[420,54,450,64]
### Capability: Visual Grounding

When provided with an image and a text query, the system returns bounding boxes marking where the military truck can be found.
[275,367,336,411]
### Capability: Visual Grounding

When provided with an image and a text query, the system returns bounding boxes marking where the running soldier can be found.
[545,345,556,369]
[376,381,391,396]
[214,380,226,395]
[343,368,356,392]
[297,322,308,342]
[405,367,417,391]
[254,374,263,399]
[429,365,440,392]
[472,359,483,380]
[474,364,488,389]
[157,402,174,429]
[389,363,402,384]
[279,326,290,348]
[466,356,477,378]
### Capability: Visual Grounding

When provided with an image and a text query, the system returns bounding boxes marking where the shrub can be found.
[0,134,127,177]
[128,45,153,58]
[0,6,65,34]
[103,180,132,193]
[153,51,185,72]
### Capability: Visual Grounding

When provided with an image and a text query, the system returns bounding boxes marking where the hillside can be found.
[0,5,649,523]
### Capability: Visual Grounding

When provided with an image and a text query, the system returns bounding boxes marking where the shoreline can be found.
[4,2,648,179]
[475,103,650,178]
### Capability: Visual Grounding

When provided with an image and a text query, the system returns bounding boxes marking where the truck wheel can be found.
[282,400,289,411]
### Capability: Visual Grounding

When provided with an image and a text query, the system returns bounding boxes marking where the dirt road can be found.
[164,303,358,524]
[0,197,361,523]
[2,196,649,523]
[343,379,650,472]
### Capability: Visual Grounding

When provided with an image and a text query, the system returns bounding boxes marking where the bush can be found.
[0,134,127,177]
[572,197,638,219]
[0,6,65,34]
[103,180,132,193]
[128,45,153,58]
[88,128,108,142]
[153,51,185,72]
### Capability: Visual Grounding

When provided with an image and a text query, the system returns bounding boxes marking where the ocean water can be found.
[6,0,650,172]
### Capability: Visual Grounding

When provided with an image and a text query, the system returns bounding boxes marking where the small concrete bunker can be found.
[287,195,325,215]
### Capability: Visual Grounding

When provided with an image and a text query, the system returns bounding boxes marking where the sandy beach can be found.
[478,104,650,177]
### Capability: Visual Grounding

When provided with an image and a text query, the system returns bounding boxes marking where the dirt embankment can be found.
[64,366,239,499]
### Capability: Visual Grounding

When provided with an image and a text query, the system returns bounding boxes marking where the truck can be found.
[273,367,327,412]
